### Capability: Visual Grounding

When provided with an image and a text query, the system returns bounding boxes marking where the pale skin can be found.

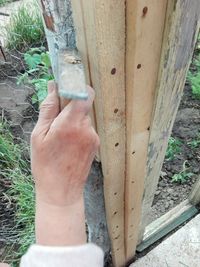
[1,81,99,265]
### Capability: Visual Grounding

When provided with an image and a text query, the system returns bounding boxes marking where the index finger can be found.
[60,85,95,120]
[68,85,95,116]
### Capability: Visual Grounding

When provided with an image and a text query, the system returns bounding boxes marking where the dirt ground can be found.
[150,83,200,221]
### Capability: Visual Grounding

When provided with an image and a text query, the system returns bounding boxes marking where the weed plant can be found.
[5,4,45,50]
[172,161,193,183]
[165,137,182,161]
[17,47,53,105]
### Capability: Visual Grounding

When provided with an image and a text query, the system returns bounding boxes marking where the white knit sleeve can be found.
[20,243,104,267]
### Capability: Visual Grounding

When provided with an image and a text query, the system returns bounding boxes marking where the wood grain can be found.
[72,1,126,265]
[125,0,168,261]
[139,0,200,243]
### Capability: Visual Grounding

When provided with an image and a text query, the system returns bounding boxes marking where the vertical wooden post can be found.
[125,0,168,261]
[71,1,126,266]
[139,0,200,243]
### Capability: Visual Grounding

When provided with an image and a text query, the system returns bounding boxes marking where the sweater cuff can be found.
[20,243,104,267]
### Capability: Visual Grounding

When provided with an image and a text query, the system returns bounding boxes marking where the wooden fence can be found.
[40,0,200,266]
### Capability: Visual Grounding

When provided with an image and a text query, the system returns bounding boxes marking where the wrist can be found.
[35,194,87,246]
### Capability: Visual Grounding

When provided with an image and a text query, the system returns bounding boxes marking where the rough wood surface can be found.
[125,0,168,261]
[189,177,200,205]
[139,0,200,243]
[72,1,126,265]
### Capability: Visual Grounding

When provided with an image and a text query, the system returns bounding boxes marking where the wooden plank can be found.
[189,176,200,205]
[137,200,198,252]
[139,0,200,243]
[71,1,126,266]
[125,0,168,261]
[70,0,100,161]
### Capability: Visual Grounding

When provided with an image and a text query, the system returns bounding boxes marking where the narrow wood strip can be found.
[72,1,126,265]
[189,177,200,205]
[137,200,198,252]
[125,0,168,261]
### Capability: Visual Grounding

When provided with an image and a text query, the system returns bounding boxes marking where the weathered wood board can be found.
[139,0,200,243]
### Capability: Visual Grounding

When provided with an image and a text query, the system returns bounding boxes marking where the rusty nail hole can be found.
[115,143,119,147]
[137,64,142,69]
[132,151,135,155]
[111,68,116,75]
[114,108,119,114]
[142,6,148,16]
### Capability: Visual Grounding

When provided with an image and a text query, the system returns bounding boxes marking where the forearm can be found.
[35,195,87,246]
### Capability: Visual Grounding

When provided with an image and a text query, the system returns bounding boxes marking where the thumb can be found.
[37,81,60,132]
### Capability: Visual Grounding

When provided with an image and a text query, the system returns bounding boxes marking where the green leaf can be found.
[31,94,38,104]
[41,52,51,68]
[24,53,42,70]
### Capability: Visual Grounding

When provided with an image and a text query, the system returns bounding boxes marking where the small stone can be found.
[187,154,193,160]
[165,202,170,209]
[159,181,166,187]
[167,188,174,194]
[160,207,165,213]
[155,190,161,196]
[193,167,199,174]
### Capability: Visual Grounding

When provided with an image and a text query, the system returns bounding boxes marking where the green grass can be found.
[5,3,45,50]
[165,137,182,161]
[0,120,35,266]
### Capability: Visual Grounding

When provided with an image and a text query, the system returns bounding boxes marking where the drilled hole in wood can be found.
[114,108,119,114]
[147,126,150,131]
[113,211,117,215]
[111,68,116,75]
[116,225,119,228]
[115,143,119,147]
[142,6,148,16]
[114,192,117,195]
[132,151,135,155]
[131,180,134,184]
[137,64,142,69]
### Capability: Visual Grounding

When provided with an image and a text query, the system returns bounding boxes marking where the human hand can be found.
[31,81,99,246]
[31,81,99,207]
